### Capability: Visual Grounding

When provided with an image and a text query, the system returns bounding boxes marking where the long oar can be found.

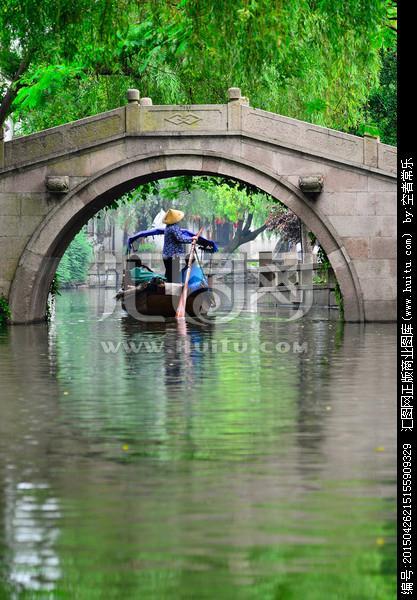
[176,227,204,320]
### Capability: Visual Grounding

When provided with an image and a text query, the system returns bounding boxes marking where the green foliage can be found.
[362,45,397,145]
[56,228,93,285]
[0,0,132,124]
[2,0,396,139]
[104,183,162,236]
[334,281,345,320]
[0,294,11,325]
[135,241,157,253]
[101,173,305,255]
[308,231,344,318]
[13,63,85,114]
[49,273,61,297]
[104,175,273,231]
[308,231,330,278]
[160,176,272,226]
[46,274,61,321]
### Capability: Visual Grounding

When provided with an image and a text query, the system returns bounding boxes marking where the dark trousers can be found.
[163,256,182,283]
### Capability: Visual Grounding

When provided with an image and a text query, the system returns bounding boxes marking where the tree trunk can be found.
[224,221,267,254]
[300,222,312,263]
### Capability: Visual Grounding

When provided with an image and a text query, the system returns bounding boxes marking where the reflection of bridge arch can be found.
[0,89,397,322]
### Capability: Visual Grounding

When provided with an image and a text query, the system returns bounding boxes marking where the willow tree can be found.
[1,0,396,138]
[0,0,134,127]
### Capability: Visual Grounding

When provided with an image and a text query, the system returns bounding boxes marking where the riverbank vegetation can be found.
[56,228,93,286]
[0,295,11,325]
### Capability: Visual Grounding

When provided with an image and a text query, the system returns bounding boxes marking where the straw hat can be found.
[163,208,184,225]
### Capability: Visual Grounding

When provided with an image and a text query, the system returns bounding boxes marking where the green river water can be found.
[0,289,396,599]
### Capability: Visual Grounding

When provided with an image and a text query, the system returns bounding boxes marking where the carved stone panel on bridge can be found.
[304,128,363,163]
[4,109,125,169]
[68,113,124,147]
[243,108,302,146]
[139,106,227,133]
[165,113,202,126]
[378,144,397,174]
[6,131,65,166]
[242,107,363,166]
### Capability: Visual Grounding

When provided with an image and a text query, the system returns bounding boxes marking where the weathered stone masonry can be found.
[0,88,397,323]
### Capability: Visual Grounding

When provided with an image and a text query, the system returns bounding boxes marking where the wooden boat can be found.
[116,227,218,319]
[119,280,215,318]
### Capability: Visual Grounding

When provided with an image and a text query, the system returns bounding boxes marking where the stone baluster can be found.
[259,251,276,287]
[127,89,140,104]
[126,89,140,134]
[363,132,379,168]
[227,87,249,131]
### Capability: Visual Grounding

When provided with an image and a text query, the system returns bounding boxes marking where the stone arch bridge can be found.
[0,88,396,323]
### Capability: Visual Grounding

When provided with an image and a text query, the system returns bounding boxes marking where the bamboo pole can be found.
[176,227,204,319]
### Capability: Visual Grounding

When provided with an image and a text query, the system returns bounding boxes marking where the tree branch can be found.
[225,222,267,253]
[245,222,268,241]
[242,213,253,232]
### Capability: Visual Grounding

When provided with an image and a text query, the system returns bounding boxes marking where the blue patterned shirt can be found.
[162,224,192,258]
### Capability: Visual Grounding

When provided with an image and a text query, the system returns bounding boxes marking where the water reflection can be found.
[4,480,61,592]
[0,289,396,598]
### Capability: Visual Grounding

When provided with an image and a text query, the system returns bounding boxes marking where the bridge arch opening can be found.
[9,152,363,323]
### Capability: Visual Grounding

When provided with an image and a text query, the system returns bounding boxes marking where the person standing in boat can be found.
[162,209,198,283]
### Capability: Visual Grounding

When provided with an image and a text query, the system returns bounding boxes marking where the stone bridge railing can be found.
[0,88,396,177]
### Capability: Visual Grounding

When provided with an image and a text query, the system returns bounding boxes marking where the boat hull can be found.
[120,285,214,318]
